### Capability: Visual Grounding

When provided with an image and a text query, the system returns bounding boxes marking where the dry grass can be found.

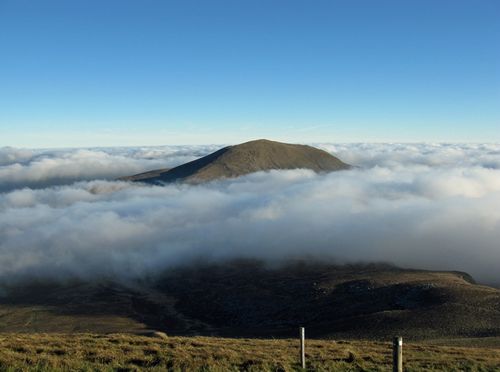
[0,333,499,371]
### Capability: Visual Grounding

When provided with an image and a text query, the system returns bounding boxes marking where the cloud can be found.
[316,142,500,169]
[0,145,220,192]
[0,147,35,166]
[0,143,500,285]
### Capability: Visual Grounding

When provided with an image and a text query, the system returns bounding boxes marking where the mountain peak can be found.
[121,139,350,184]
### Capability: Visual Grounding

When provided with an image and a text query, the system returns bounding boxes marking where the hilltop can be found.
[121,139,350,183]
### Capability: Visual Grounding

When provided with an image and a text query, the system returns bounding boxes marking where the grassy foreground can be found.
[0,333,499,371]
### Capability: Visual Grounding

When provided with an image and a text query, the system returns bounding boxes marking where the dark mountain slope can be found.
[157,261,500,339]
[1,261,499,340]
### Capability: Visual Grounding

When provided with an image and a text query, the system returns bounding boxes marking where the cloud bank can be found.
[0,145,220,192]
[1,143,499,285]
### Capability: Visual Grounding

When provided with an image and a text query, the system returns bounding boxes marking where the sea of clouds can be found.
[1,143,499,285]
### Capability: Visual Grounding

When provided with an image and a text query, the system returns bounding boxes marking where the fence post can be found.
[300,327,305,369]
[393,336,403,372]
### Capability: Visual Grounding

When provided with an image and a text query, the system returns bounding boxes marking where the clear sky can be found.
[0,0,499,147]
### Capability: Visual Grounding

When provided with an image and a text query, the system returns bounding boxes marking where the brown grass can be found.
[0,333,499,371]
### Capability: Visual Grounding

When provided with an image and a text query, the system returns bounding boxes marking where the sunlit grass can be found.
[0,333,499,371]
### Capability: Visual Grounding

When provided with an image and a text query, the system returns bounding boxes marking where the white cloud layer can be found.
[0,145,220,192]
[1,143,500,284]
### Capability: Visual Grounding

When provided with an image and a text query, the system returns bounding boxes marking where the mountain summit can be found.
[122,139,350,184]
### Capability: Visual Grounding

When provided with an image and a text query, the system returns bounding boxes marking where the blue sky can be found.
[0,0,499,147]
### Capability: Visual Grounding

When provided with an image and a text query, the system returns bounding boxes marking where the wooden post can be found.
[299,327,305,369]
[393,336,403,372]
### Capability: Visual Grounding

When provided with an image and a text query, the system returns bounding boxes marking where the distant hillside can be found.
[120,139,350,184]
[1,261,499,340]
